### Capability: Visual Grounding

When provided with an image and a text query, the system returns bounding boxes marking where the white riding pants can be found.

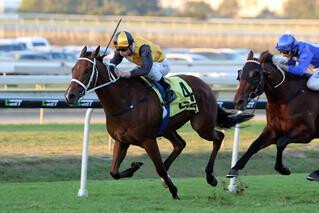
[146,59,170,81]
[307,70,319,90]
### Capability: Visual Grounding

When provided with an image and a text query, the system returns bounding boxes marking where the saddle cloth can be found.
[141,76,199,135]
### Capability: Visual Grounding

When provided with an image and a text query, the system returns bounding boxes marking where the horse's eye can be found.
[84,69,90,75]
[249,70,257,78]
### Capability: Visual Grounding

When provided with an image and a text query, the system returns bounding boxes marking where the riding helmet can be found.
[275,34,297,52]
[113,31,134,50]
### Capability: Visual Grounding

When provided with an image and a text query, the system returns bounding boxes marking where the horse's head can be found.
[234,51,265,110]
[234,50,286,110]
[65,46,118,105]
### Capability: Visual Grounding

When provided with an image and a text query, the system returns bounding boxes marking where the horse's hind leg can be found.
[205,130,224,187]
[109,140,143,179]
[190,111,224,186]
[143,139,179,199]
[274,137,291,175]
[163,131,186,171]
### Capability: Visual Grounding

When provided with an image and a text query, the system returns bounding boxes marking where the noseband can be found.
[71,57,119,95]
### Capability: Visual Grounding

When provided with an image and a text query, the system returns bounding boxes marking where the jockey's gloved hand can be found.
[115,69,131,78]
[272,55,289,72]
[272,55,288,66]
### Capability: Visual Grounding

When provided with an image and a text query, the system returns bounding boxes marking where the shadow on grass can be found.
[0,149,318,183]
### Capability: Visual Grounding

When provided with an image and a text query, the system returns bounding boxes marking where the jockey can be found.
[273,33,319,90]
[110,31,176,104]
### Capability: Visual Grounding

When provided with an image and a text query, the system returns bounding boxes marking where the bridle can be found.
[242,59,286,98]
[71,57,119,95]
[241,60,265,100]
[238,59,287,113]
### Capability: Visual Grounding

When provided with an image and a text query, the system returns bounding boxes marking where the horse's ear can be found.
[80,46,87,57]
[247,50,254,60]
[91,45,100,58]
[259,50,269,63]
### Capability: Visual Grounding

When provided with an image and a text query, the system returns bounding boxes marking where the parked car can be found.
[15,37,51,51]
[189,48,247,62]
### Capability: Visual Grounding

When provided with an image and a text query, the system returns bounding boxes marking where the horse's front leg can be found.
[227,127,277,178]
[143,139,179,199]
[109,140,143,179]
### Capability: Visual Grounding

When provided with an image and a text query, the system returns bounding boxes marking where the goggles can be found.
[116,47,129,52]
[279,50,290,55]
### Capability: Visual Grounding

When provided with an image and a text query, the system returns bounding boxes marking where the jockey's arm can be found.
[288,46,313,76]
[130,45,153,77]
[109,50,124,70]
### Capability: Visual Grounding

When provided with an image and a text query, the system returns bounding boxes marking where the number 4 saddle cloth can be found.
[141,76,199,136]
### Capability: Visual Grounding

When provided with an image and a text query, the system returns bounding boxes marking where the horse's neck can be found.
[96,79,130,114]
[93,62,130,114]
[265,75,307,103]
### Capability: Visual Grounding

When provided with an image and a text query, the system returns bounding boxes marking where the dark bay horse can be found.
[65,46,253,199]
[227,50,319,181]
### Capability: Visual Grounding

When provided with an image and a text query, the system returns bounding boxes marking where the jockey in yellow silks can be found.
[109,31,176,104]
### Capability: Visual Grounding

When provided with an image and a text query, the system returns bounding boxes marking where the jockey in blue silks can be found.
[272,33,319,90]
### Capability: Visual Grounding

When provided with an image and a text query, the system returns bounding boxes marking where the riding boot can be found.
[159,77,176,105]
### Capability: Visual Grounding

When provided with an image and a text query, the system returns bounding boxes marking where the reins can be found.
[71,57,152,117]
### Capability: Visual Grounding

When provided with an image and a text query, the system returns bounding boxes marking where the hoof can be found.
[173,194,180,200]
[275,165,291,175]
[307,170,319,181]
[206,174,218,187]
[226,169,239,178]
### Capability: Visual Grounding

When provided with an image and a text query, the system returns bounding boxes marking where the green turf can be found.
[0,174,318,213]
[0,121,319,182]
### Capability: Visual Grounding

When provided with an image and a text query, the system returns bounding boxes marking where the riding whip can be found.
[103,17,122,55]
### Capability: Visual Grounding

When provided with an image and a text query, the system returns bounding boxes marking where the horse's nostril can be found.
[237,100,244,106]
[234,99,245,110]
[66,93,77,105]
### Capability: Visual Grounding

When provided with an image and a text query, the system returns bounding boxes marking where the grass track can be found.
[0,174,318,213]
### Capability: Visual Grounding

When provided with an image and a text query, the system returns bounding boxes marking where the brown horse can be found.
[65,46,253,199]
[227,50,319,181]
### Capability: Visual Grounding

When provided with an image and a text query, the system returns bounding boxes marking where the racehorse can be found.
[65,46,253,199]
[227,50,319,181]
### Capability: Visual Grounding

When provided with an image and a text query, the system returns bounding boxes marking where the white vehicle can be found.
[15,37,51,51]
[189,48,247,62]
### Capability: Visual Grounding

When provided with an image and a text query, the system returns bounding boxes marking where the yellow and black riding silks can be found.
[126,37,165,66]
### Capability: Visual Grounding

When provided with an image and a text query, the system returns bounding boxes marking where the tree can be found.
[218,0,240,18]
[182,2,214,20]
[257,8,278,19]
[19,0,159,16]
[284,0,319,19]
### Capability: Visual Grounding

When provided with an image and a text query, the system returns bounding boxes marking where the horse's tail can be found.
[216,106,254,128]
